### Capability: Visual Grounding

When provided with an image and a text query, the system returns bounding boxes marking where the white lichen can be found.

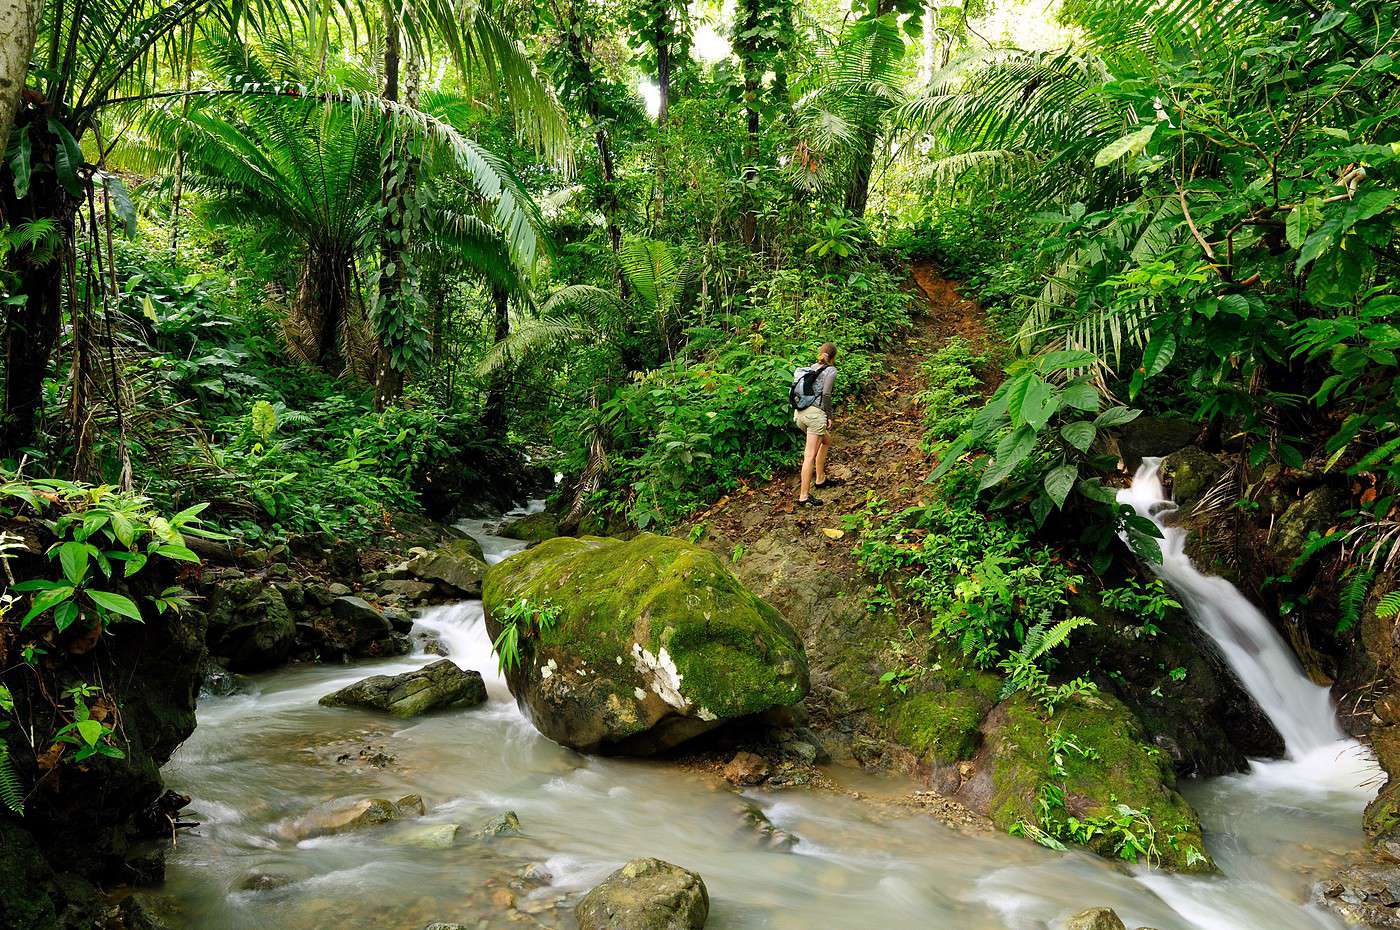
[631,643,688,711]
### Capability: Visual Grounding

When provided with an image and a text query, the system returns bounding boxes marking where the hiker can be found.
[789,342,839,506]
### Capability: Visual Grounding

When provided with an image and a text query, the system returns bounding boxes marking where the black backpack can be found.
[789,364,828,411]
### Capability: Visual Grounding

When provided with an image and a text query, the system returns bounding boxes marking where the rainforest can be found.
[0,0,1398,927]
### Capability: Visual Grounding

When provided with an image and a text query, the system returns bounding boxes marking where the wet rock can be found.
[1064,908,1127,930]
[383,605,415,634]
[954,692,1213,873]
[1115,416,1197,469]
[205,573,295,672]
[576,858,709,930]
[387,823,460,849]
[199,660,246,697]
[327,582,353,597]
[379,579,437,602]
[282,797,412,840]
[396,794,427,816]
[1273,485,1348,565]
[779,727,829,764]
[501,510,562,544]
[407,539,489,596]
[319,660,487,718]
[483,533,809,755]
[736,803,796,851]
[1315,865,1400,928]
[424,924,470,930]
[239,870,296,891]
[723,751,770,786]
[473,810,523,838]
[1158,447,1229,515]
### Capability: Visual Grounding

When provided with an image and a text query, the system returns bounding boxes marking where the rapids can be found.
[158,497,1381,930]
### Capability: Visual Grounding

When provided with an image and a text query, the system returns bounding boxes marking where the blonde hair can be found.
[818,342,837,364]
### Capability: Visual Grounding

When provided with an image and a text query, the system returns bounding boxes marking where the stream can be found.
[161,492,1383,930]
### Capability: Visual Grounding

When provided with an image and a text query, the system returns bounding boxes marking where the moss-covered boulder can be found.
[1158,447,1228,514]
[500,510,562,544]
[576,858,709,930]
[406,538,488,596]
[483,533,809,754]
[205,572,295,672]
[318,659,487,717]
[885,666,1001,770]
[954,692,1212,872]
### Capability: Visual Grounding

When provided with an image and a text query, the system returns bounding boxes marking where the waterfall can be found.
[1117,458,1344,758]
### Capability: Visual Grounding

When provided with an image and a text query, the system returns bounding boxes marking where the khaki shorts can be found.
[794,406,829,436]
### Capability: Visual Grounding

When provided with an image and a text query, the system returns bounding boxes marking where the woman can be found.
[794,342,838,506]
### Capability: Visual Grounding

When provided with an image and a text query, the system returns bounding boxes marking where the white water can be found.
[1117,458,1344,757]
[158,495,1383,930]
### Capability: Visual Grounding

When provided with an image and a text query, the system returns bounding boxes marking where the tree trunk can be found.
[0,0,41,160]
[1,113,71,457]
[559,1,623,260]
[483,284,510,438]
[372,0,424,409]
[844,134,877,217]
[296,245,353,374]
[652,14,671,225]
[737,0,760,245]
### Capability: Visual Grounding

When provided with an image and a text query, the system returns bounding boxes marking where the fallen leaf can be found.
[821,528,844,540]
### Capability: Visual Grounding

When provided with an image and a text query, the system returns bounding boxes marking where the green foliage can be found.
[919,337,988,446]
[848,469,1088,671]
[552,257,912,527]
[2,473,212,633]
[1377,590,1400,621]
[1100,578,1180,638]
[492,597,562,674]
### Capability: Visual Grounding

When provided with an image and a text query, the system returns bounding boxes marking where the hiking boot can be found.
[797,495,825,507]
[814,477,845,488]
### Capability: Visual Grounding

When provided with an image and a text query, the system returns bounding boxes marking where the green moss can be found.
[983,693,1213,872]
[886,670,1000,764]
[484,533,808,717]
[500,511,562,543]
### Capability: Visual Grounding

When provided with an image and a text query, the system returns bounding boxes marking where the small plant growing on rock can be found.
[493,598,561,674]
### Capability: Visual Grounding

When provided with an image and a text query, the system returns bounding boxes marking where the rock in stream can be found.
[576,858,709,930]
[319,660,487,717]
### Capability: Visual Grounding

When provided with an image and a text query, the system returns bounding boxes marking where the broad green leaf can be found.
[979,425,1037,490]
[1044,464,1077,508]
[88,590,143,622]
[1094,406,1141,428]
[1093,123,1158,169]
[75,719,103,747]
[1020,378,1060,430]
[10,125,31,199]
[58,541,91,586]
[929,430,974,483]
[154,544,199,563]
[1061,381,1099,411]
[53,600,80,631]
[1142,332,1177,378]
[23,586,75,624]
[1061,420,1097,452]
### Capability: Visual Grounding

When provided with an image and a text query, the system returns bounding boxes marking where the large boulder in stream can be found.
[205,572,296,672]
[954,692,1213,872]
[406,538,488,596]
[576,858,709,930]
[483,533,809,754]
[319,659,487,717]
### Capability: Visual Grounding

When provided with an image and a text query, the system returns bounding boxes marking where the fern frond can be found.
[1378,590,1400,621]
[0,739,25,815]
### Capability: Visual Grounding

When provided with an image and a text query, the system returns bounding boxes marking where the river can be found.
[159,499,1382,930]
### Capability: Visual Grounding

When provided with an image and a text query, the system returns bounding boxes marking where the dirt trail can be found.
[690,261,992,578]
[686,262,993,749]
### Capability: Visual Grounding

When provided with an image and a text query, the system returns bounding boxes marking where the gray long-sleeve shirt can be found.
[809,363,837,416]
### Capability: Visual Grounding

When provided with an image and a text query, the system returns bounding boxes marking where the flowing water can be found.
[161,494,1382,930]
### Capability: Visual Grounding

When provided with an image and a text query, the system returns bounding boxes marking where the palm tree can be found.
[0,0,568,453]
[122,37,543,377]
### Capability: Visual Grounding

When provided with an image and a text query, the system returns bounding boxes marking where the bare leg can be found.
[799,431,821,500]
[815,433,831,484]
